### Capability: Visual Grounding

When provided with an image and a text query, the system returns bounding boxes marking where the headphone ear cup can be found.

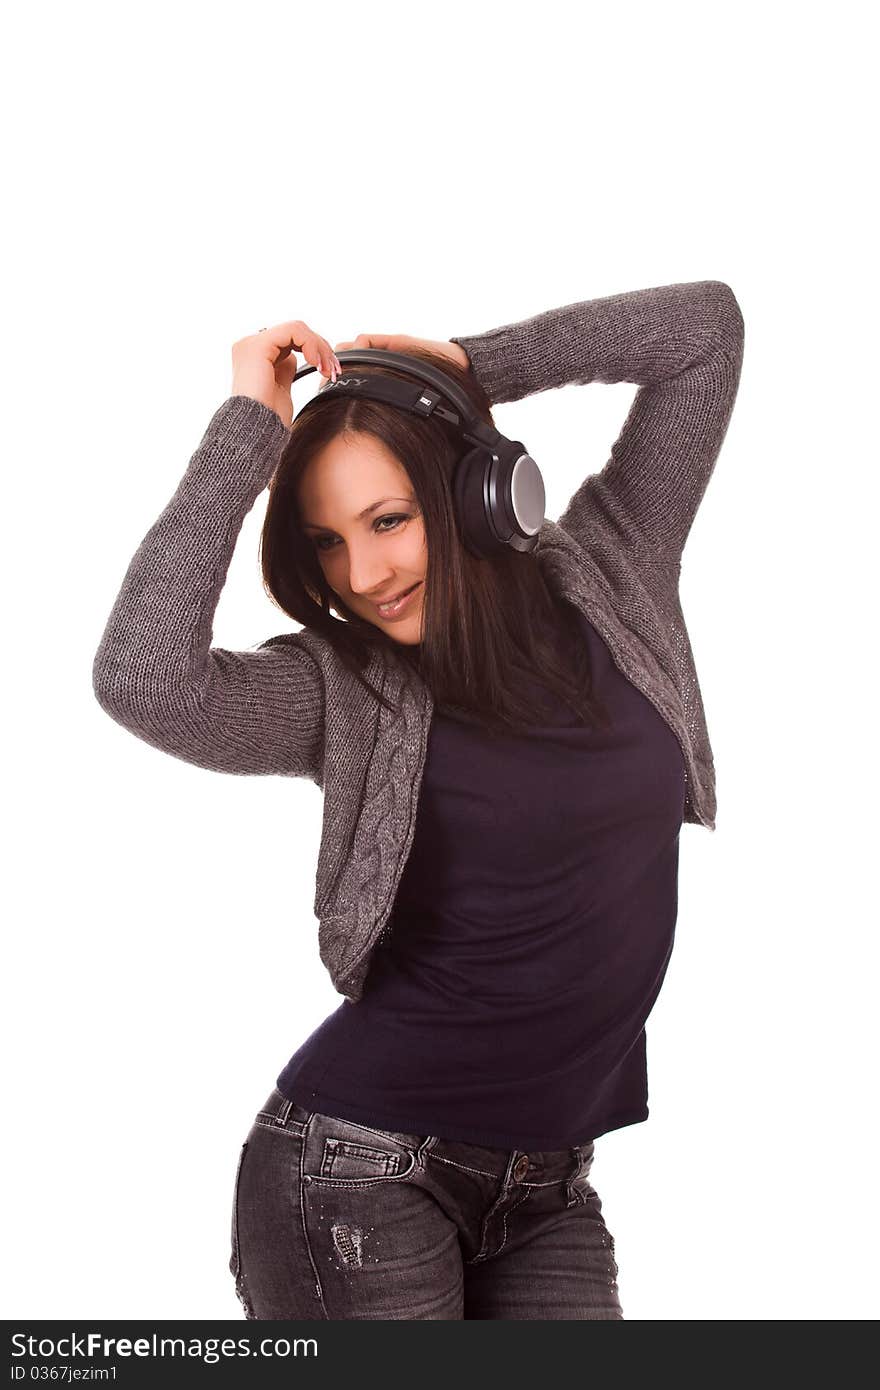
[453,446,497,559]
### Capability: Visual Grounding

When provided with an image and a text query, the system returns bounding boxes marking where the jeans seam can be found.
[416,1134,439,1167]
[299,1111,329,1319]
[427,1152,499,1179]
[495,1186,532,1257]
[231,1141,257,1319]
[230,1141,246,1282]
[468,1154,521,1263]
[467,1181,532,1265]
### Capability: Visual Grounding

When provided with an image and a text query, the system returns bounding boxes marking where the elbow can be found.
[91,650,142,749]
[92,653,199,759]
[693,281,744,376]
[91,642,160,726]
[92,630,133,719]
[92,642,119,716]
[704,280,745,353]
[92,655,138,729]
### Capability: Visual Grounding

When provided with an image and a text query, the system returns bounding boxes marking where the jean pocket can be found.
[305,1114,420,1188]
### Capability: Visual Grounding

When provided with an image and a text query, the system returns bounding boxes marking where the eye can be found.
[374,513,408,534]
[312,514,412,552]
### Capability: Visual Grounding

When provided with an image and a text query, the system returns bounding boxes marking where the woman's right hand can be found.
[230,321,342,429]
[334,332,469,372]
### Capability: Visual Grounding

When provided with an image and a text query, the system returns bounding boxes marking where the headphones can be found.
[292,348,546,559]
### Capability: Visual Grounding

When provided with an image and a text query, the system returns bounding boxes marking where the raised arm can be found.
[91,394,326,781]
[450,280,745,563]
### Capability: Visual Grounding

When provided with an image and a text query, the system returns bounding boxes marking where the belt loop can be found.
[565,1145,582,1207]
[274,1094,293,1126]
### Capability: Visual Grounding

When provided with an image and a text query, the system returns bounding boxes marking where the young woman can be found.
[92,282,745,1320]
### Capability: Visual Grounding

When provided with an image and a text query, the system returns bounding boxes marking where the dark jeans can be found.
[229,1086,623,1320]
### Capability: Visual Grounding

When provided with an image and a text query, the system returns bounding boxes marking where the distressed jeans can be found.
[229,1086,623,1320]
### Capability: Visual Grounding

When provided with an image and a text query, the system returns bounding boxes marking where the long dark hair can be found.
[260,346,611,736]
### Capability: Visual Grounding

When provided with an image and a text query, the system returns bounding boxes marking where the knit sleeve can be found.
[91,394,326,781]
[450,280,745,562]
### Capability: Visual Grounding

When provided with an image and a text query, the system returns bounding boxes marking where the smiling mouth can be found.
[374,581,422,615]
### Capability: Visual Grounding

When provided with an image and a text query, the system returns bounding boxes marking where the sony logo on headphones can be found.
[324,375,368,388]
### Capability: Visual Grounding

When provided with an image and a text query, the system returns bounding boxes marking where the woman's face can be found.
[298,431,427,645]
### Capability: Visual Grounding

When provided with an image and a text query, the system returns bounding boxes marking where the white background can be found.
[4,0,876,1322]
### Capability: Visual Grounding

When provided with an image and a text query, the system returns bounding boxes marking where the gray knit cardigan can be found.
[92,280,745,1001]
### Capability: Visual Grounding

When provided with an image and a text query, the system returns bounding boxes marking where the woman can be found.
[92,281,745,1320]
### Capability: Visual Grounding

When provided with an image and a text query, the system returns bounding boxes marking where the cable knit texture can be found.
[92,280,744,1000]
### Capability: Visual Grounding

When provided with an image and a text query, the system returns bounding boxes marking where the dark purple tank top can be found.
[277,606,686,1149]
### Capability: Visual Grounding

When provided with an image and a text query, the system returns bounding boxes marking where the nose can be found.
[346,547,396,599]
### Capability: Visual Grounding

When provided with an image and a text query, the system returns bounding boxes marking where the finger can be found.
[301,331,336,378]
[265,324,331,378]
[276,353,299,391]
[319,337,342,377]
[259,320,310,350]
[263,322,335,373]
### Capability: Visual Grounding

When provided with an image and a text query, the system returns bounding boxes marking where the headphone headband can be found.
[294,348,499,449]
[291,347,545,557]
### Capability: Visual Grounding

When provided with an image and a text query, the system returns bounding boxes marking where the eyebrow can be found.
[301,496,415,531]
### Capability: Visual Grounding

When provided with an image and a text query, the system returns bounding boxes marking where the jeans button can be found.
[513,1154,530,1182]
